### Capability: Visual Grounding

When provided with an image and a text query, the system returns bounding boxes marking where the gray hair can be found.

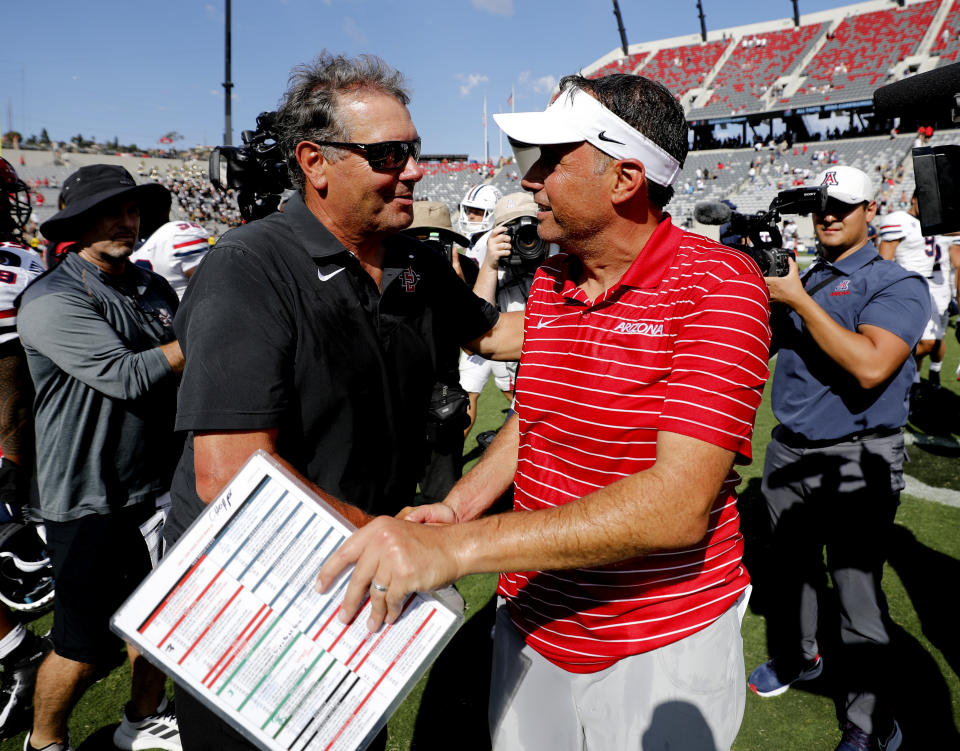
[558,73,688,209]
[276,52,411,193]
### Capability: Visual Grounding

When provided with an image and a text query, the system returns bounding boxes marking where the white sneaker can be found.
[22,731,74,751]
[112,696,181,751]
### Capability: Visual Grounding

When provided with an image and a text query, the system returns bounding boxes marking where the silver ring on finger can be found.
[371,580,388,593]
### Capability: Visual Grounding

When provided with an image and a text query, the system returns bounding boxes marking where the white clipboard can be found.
[112,450,463,751]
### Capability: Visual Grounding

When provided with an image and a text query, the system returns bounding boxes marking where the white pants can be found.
[489,602,746,751]
[459,350,518,393]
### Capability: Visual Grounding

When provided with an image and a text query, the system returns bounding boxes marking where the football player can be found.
[879,190,951,390]
[457,183,502,251]
[0,157,51,740]
[131,220,212,299]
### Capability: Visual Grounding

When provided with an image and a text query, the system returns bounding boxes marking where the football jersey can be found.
[0,241,45,344]
[928,235,957,313]
[878,210,934,277]
[131,220,211,299]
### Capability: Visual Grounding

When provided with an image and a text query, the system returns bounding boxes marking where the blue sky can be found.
[2,0,844,160]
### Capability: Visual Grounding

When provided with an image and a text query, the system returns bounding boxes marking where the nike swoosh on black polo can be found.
[317,268,345,282]
[597,131,625,145]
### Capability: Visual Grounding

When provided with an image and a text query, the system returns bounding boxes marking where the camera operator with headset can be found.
[459,192,548,441]
[748,165,928,751]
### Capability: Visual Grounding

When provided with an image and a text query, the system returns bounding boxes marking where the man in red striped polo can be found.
[320,73,772,750]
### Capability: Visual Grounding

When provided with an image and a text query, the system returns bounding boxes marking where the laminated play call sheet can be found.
[112,450,462,751]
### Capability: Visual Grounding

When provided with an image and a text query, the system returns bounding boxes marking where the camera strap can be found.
[803,255,880,297]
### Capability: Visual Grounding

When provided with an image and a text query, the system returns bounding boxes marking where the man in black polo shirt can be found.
[166,52,521,750]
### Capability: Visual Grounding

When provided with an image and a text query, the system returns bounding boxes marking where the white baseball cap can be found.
[813,166,874,205]
[493,87,681,187]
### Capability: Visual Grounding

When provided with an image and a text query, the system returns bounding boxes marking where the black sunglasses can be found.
[314,137,421,171]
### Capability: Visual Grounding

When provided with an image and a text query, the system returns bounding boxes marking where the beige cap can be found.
[494,192,538,227]
[406,201,469,246]
[410,201,455,230]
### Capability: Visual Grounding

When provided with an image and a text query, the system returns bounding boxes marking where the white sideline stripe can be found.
[903,432,960,449]
[899,432,960,507]
[903,475,960,508]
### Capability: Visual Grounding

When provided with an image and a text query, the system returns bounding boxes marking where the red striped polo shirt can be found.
[499,217,772,673]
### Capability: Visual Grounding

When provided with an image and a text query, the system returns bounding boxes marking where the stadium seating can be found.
[589,52,648,78]
[931,0,960,65]
[638,40,730,99]
[689,24,827,118]
[785,1,937,108]
[416,161,495,210]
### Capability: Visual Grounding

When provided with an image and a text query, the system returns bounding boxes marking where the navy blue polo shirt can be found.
[771,242,929,440]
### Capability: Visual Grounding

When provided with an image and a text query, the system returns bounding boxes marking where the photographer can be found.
[748,165,928,751]
[459,192,545,439]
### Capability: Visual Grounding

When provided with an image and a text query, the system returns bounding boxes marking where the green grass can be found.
[5,352,960,751]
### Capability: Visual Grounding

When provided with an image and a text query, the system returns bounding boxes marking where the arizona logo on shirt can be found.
[831,279,851,296]
[821,171,839,187]
[401,266,420,292]
[613,321,665,335]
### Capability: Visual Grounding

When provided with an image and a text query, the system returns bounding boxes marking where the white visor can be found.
[493,88,682,187]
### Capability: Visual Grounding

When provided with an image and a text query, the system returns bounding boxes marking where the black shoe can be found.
[835,719,902,751]
[928,369,941,388]
[0,630,52,738]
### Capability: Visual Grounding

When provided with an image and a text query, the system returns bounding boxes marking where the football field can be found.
[3,342,960,750]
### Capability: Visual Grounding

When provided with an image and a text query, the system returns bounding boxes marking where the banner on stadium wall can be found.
[113,450,462,751]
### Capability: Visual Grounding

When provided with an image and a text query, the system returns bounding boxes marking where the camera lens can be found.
[510,218,546,262]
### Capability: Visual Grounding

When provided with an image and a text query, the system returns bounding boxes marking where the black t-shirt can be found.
[165,193,498,542]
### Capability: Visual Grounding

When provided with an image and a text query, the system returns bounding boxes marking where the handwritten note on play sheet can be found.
[113,450,462,751]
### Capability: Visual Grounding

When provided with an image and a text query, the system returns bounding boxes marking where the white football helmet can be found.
[458,184,502,237]
[0,522,54,613]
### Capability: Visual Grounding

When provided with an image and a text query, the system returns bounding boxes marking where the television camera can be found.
[874,62,960,234]
[694,185,828,276]
[209,111,292,222]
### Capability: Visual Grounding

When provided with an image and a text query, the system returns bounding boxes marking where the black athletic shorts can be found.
[45,503,154,664]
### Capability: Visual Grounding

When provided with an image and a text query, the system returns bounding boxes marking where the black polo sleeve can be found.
[174,243,296,432]
[414,243,499,344]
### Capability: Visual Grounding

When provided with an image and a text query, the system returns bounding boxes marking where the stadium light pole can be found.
[696,0,707,43]
[792,0,800,27]
[223,0,234,146]
[612,0,629,58]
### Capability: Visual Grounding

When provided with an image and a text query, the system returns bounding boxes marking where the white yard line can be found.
[903,432,960,507]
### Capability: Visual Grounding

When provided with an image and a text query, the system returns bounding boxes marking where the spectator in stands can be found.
[164,52,522,750]
[19,165,184,751]
[320,71,771,751]
[750,165,927,751]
